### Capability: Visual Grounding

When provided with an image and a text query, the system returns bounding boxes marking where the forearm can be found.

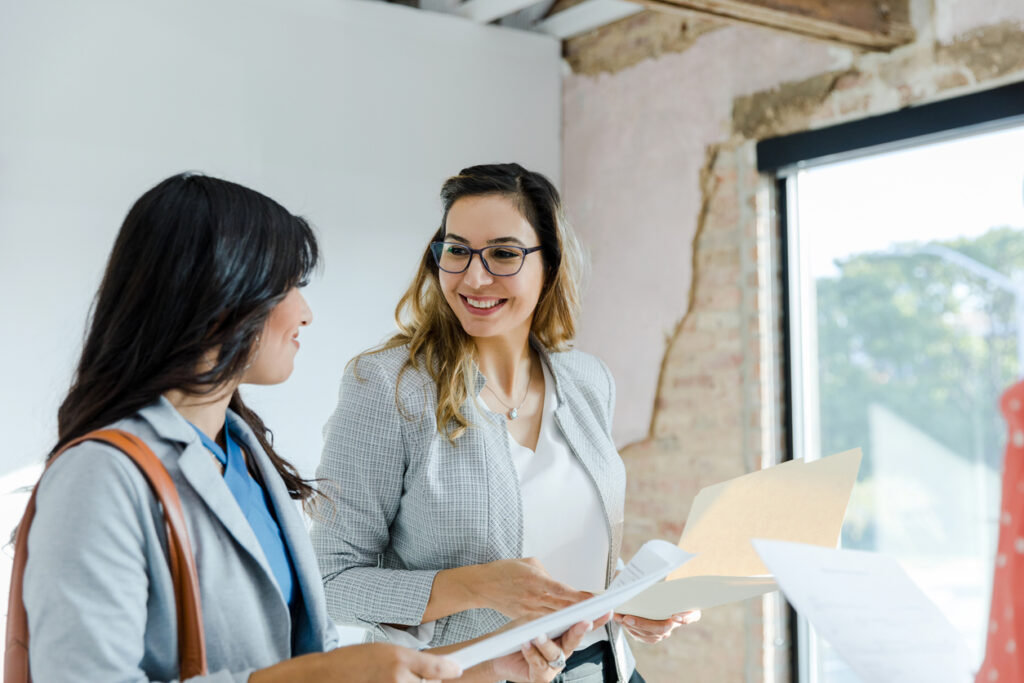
[322,565,441,629]
[249,652,329,683]
[455,662,500,683]
[421,564,482,622]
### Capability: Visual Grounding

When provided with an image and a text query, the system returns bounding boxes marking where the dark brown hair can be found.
[55,172,318,501]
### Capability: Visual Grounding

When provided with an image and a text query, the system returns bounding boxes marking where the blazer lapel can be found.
[228,414,327,653]
[138,399,283,607]
[177,439,278,584]
[538,344,626,580]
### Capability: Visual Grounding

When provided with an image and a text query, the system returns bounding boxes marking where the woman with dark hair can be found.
[19,172,597,682]
[312,163,699,683]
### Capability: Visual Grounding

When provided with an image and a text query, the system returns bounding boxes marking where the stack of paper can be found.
[448,540,694,670]
[617,448,862,619]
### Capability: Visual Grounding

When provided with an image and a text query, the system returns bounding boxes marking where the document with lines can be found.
[617,449,862,619]
[447,540,692,670]
[753,539,973,683]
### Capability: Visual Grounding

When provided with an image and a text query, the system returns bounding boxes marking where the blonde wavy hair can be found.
[360,163,587,441]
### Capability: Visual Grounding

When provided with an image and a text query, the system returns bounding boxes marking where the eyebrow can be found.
[445,233,527,246]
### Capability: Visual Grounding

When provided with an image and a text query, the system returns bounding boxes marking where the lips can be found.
[460,294,507,316]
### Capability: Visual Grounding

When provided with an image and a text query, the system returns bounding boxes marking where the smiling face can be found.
[242,287,312,385]
[439,194,546,343]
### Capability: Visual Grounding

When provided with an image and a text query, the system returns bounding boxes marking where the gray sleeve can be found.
[23,443,253,683]
[311,358,440,639]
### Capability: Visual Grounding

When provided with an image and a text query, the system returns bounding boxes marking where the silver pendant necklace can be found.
[484,364,533,420]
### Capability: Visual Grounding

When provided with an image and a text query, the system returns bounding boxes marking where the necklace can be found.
[484,364,533,420]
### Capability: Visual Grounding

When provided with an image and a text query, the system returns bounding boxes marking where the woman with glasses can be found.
[17,172,596,683]
[312,163,699,683]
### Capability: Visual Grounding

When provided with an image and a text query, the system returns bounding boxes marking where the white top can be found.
[506,362,610,648]
[383,362,611,650]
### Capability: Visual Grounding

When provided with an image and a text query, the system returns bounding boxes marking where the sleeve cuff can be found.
[380,621,437,649]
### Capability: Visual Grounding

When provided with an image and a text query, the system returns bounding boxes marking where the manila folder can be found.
[617,448,862,619]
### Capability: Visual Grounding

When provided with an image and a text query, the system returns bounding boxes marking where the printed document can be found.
[753,539,973,683]
[447,540,693,670]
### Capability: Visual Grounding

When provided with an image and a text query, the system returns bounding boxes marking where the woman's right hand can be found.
[250,642,463,683]
[466,557,593,619]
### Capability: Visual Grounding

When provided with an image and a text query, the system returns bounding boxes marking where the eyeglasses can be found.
[430,241,542,277]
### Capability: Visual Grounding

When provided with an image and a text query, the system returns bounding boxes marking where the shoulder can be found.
[331,344,438,434]
[348,344,412,379]
[546,347,615,425]
[34,419,164,537]
[344,343,435,402]
[546,347,614,396]
[38,405,182,505]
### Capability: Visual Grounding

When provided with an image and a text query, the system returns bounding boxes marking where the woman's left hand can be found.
[490,612,612,682]
[613,610,701,644]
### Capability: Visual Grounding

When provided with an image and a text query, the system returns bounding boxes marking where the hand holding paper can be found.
[447,540,693,670]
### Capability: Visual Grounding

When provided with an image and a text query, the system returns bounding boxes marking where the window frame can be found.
[756,80,1024,683]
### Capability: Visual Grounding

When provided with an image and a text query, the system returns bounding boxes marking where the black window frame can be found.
[755,78,1024,683]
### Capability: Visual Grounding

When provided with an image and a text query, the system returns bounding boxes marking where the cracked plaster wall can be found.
[562,1,1024,681]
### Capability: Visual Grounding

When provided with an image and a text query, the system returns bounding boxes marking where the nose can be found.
[462,253,493,288]
[297,290,313,326]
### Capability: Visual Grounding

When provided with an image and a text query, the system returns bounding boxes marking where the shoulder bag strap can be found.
[4,428,208,682]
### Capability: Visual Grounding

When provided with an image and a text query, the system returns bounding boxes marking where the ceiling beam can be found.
[535,0,643,39]
[458,0,548,23]
[636,0,913,50]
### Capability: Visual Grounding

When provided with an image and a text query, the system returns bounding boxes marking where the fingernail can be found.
[624,617,635,626]
[673,616,685,623]
[534,634,549,645]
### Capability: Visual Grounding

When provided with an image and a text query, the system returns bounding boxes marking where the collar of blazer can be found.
[136,398,284,578]
[134,397,333,653]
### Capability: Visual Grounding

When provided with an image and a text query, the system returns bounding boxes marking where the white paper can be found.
[753,539,973,683]
[447,540,693,670]
[615,575,777,619]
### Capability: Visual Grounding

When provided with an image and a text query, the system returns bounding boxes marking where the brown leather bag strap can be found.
[4,429,208,682]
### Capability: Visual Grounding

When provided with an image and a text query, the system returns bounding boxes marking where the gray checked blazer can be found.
[311,341,637,681]
[23,398,340,682]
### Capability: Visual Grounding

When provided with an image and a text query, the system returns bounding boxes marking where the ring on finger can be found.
[547,651,567,670]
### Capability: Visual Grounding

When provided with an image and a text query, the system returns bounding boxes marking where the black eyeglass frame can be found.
[429,241,543,277]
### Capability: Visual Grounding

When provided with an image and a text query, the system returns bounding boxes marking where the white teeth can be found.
[466,297,501,309]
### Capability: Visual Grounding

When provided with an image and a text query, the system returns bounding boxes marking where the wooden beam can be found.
[636,0,913,50]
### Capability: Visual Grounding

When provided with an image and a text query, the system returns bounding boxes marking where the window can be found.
[760,84,1024,682]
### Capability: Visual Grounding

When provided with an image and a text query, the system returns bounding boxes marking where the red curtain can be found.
[977,380,1024,682]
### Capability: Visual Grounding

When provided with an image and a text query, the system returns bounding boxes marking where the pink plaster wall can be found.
[941,0,1024,42]
[563,24,849,446]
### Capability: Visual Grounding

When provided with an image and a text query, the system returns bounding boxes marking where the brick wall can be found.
[563,4,1024,681]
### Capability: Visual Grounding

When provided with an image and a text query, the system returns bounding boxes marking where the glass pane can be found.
[791,122,1024,681]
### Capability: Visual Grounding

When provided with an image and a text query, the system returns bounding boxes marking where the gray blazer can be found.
[311,342,637,681]
[23,398,339,683]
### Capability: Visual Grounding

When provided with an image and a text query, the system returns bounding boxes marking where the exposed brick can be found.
[567,7,1024,682]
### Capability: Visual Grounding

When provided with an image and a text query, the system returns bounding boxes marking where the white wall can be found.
[0,0,559,648]
[0,0,561,480]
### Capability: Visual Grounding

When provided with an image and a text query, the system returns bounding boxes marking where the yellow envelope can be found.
[617,448,862,619]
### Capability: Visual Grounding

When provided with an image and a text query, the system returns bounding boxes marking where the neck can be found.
[164,383,237,446]
[473,329,534,395]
